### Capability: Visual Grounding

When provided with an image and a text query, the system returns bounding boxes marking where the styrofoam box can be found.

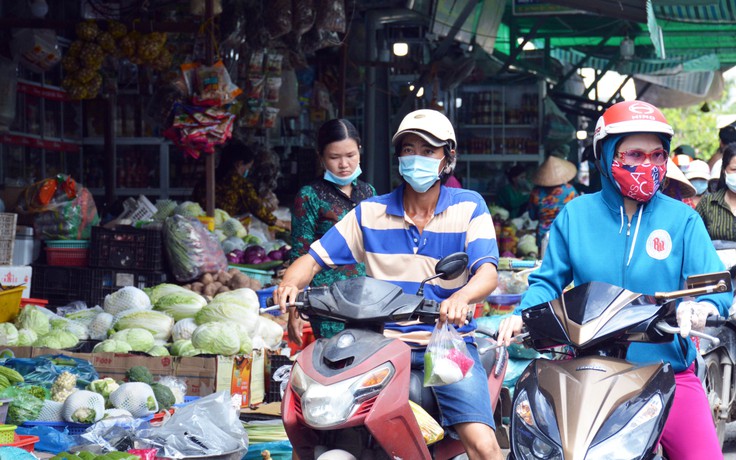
[0,266,32,297]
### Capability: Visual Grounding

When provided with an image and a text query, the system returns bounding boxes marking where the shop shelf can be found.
[89,268,167,307]
[30,265,92,307]
[89,226,164,271]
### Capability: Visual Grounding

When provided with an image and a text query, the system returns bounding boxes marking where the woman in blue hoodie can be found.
[498,100,731,459]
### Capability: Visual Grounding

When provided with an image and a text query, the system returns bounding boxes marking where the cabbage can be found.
[16,328,37,346]
[144,283,191,305]
[173,201,205,218]
[214,208,231,227]
[113,310,174,341]
[62,390,105,423]
[104,286,152,316]
[221,218,247,238]
[93,339,132,354]
[109,382,158,417]
[191,322,241,355]
[87,378,120,399]
[254,316,285,349]
[214,229,227,242]
[212,288,260,312]
[16,305,50,336]
[64,307,104,326]
[195,301,259,336]
[153,291,207,321]
[233,323,253,355]
[146,345,170,356]
[0,323,18,346]
[221,236,247,254]
[88,312,114,340]
[35,330,79,349]
[153,199,177,222]
[170,339,202,357]
[110,328,155,352]
[60,320,89,340]
[172,318,198,341]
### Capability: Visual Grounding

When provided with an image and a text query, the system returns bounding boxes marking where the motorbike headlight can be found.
[293,362,394,428]
[585,394,663,460]
[512,390,562,460]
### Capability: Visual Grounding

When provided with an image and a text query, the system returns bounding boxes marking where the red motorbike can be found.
[274,253,508,460]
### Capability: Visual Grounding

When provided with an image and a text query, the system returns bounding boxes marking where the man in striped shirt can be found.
[275,109,503,460]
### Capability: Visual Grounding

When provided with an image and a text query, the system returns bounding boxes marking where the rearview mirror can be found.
[434,252,469,281]
[687,271,732,292]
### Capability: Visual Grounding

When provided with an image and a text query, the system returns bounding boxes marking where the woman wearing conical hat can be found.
[528,155,579,249]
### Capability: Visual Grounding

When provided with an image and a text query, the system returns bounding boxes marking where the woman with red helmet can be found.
[498,100,731,458]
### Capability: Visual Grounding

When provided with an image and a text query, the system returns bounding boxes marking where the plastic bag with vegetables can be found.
[0,387,44,424]
[164,215,228,282]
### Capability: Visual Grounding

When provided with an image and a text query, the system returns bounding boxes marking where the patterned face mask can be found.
[611,159,665,202]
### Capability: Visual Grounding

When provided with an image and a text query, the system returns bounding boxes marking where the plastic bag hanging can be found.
[423,320,474,387]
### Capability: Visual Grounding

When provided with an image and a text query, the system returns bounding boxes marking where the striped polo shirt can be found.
[696,189,736,241]
[308,184,499,344]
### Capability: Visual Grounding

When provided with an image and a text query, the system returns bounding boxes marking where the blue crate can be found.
[257,286,279,315]
[22,420,90,436]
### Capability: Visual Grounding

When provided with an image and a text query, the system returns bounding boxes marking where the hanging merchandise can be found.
[316,0,347,33]
[265,0,293,40]
[240,49,282,129]
[11,28,62,74]
[162,61,241,158]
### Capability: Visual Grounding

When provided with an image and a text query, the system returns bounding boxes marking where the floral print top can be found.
[289,178,375,288]
[191,170,277,225]
[528,183,579,245]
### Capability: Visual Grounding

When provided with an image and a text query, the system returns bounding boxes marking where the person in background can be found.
[289,118,375,339]
[275,109,504,460]
[673,144,696,160]
[496,164,530,218]
[191,139,291,230]
[681,159,711,208]
[662,159,697,208]
[528,155,579,250]
[498,100,730,459]
[697,142,736,241]
[444,172,463,188]
[708,123,736,170]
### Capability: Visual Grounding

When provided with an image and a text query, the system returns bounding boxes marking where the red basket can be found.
[45,247,89,267]
[0,433,39,452]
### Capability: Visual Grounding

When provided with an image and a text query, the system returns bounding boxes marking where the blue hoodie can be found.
[516,133,732,372]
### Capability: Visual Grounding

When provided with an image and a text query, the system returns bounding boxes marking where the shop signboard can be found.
[513,0,582,16]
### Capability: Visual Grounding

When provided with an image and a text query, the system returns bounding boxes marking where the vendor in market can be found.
[496,164,531,218]
[528,155,579,249]
[191,139,291,230]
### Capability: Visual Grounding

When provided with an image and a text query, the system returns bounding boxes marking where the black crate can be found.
[266,353,293,403]
[89,226,164,271]
[31,265,93,308]
[89,268,167,307]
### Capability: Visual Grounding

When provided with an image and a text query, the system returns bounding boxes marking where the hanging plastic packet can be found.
[423,320,474,387]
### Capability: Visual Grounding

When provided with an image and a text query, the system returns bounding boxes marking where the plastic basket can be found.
[0,425,16,444]
[0,433,38,452]
[89,226,163,271]
[0,213,17,241]
[229,265,273,286]
[0,286,24,323]
[45,247,89,267]
[0,240,13,266]
[21,420,90,435]
[45,240,90,249]
[118,195,157,222]
[257,286,278,313]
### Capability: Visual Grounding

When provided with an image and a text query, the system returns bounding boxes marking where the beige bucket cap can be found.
[531,156,577,187]
[665,159,696,198]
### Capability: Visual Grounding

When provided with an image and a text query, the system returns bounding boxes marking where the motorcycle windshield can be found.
[306,277,425,323]
[524,281,664,349]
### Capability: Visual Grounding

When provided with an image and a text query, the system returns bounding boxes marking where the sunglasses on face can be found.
[616,148,669,166]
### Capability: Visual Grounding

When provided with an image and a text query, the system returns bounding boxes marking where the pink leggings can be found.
[660,364,722,460]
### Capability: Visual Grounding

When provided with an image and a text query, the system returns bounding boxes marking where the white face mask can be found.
[726,172,736,193]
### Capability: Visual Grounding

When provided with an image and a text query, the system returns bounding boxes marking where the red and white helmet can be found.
[593,100,674,162]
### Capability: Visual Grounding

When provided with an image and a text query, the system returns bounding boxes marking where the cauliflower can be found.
[87,378,120,399]
[51,371,78,403]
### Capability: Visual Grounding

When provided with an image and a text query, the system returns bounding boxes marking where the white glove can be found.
[676,301,719,338]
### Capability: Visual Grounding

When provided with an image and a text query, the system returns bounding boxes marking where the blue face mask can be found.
[399,155,442,193]
[324,165,362,186]
[691,179,708,196]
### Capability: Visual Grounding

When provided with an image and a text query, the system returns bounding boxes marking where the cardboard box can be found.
[31,348,233,397]
[0,266,32,298]
[1,346,34,359]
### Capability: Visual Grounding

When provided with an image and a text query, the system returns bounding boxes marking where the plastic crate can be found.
[1,433,39,452]
[0,240,13,266]
[118,195,157,221]
[266,354,293,403]
[229,265,273,286]
[30,265,92,307]
[0,213,17,241]
[0,425,15,444]
[45,247,89,267]
[89,268,167,307]
[21,420,90,435]
[45,240,90,249]
[89,226,163,271]
[0,286,24,323]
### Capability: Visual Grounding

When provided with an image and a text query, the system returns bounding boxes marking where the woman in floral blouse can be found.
[192,140,291,229]
[528,155,579,250]
[289,118,375,338]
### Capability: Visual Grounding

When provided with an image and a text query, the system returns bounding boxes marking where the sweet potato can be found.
[229,273,250,289]
[216,285,231,294]
[228,267,241,276]
[203,282,218,298]
[191,282,205,294]
[201,272,214,285]
[217,270,233,285]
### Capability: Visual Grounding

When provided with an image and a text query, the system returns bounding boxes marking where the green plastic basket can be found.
[45,240,90,249]
[0,424,17,444]
[229,265,274,286]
